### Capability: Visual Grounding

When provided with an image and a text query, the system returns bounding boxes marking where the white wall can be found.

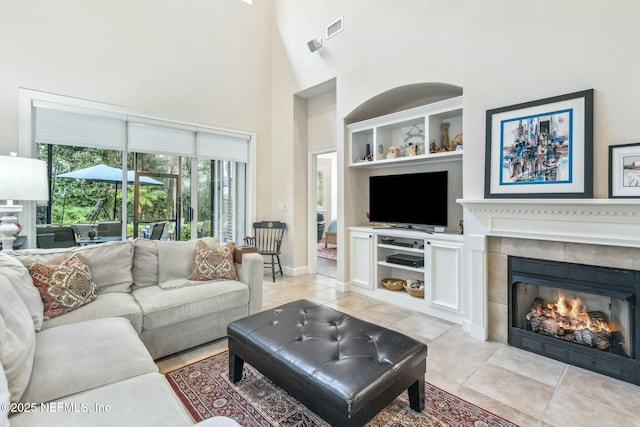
[4,1,640,280]
[0,0,273,219]
[270,0,640,280]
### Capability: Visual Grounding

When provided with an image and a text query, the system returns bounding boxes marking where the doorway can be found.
[130,153,183,240]
[313,151,337,278]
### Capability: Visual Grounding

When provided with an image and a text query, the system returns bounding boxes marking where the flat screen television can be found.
[369,171,448,227]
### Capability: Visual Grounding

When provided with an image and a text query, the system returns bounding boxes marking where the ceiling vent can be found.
[326,17,343,40]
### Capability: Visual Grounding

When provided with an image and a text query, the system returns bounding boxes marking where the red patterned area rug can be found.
[166,351,518,427]
[317,243,337,260]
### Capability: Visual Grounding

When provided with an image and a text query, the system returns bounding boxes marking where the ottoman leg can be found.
[228,352,245,383]
[408,378,425,412]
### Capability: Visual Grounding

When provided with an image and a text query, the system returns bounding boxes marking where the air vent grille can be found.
[326,17,343,39]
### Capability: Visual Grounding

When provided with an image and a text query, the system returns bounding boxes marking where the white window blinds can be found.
[196,131,249,163]
[34,102,126,150]
[127,120,196,157]
[33,100,249,162]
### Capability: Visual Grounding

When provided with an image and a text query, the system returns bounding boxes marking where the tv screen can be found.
[369,171,448,227]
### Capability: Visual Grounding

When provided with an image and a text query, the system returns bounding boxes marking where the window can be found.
[317,165,327,212]
[23,90,253,244]
[197,160,247,243]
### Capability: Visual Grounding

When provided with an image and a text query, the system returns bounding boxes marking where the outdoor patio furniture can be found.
[36,226,77,248]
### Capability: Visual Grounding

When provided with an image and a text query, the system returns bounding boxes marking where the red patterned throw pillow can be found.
[28,254,97,320]
[188,240,238,281]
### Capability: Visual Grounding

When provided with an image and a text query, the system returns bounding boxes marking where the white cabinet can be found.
[348,96,463,168]
[426,239,462,312]
[349,230,374,289]
[348,227,464,324]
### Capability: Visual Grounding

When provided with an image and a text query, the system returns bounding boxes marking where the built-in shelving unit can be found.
[348,96,463,168]
[345,95,465,324]
[349,226,464,324]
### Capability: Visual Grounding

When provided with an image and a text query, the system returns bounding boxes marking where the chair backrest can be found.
[149,221,169,240]
[36,226,77,248]
[251,221,286,254]
[97,221,122,238]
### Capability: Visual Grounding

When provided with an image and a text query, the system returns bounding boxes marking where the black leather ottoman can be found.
[227,299,427,427]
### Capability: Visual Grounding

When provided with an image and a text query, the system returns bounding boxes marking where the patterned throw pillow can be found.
[188,241,238,281]
[28,254,97,320]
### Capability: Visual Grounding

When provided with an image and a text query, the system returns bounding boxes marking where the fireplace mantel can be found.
[458,198,640,248]
[457,198,640,341]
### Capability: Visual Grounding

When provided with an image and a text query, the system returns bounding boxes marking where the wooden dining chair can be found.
[244,221,286,282]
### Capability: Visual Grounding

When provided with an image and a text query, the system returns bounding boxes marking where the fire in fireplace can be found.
[525,292,628,355]
[508,256,639,385]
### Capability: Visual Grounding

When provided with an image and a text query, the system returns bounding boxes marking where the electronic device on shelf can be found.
[369,171,447,229]
[386,254,425,268]
[390,241,413,247]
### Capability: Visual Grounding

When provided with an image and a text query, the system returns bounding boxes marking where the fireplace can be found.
[508,256,640,385]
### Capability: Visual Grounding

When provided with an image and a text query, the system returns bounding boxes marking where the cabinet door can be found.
[427,239,462,312]
[349,231,373,289]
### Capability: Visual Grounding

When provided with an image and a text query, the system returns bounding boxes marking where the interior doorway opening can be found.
[313,151,337,278]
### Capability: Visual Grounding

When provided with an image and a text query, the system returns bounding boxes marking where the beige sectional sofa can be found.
[0,237,264,427]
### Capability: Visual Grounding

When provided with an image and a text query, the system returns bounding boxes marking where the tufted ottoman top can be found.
[227,299,427,418]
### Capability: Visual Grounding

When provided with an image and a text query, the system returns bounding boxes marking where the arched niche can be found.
[345,82,462,125]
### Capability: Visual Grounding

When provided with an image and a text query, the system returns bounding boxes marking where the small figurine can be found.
[429,140,437,153]
[407,143,417,156]
[386,147,400,159]
[452,133,463,150]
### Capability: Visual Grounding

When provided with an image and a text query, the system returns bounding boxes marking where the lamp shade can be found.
[0,155,49,201]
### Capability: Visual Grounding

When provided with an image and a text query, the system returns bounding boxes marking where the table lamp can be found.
[0,154,49,250]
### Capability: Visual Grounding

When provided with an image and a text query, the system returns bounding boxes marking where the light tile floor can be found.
[157,274,640,427]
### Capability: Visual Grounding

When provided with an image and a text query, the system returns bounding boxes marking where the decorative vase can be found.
[441,123,450,150]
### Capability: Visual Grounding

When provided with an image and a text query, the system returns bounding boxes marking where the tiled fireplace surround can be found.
[460,199,640,344]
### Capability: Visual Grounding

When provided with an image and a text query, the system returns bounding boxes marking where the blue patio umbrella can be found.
[57,164,163,219]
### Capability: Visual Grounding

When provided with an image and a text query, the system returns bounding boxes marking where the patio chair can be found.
[148,221,170,240]
[97,221,122,239]
[36,226,77,249]
[244,221,286,282]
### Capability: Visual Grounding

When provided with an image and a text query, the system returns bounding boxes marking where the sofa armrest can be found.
[234,253,263,314]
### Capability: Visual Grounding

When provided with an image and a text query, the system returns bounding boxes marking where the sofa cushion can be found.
[20,317,157,404]
[10,373,193,427]
[41,292,143,333]
[156,237,221,284]
[132,280,249,330]
[28,254,97,320]
[132,236,222,288]
[0,275,35,403]
[187,241,238,282]
[0,253,43,331]
[132,237,159,288]
[11,240,134,294]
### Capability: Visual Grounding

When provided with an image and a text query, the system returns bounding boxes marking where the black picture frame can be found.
[609,142,640,198]
[484,89,594,198]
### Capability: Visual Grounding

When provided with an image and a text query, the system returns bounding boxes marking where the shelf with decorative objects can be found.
[348,96,463,168]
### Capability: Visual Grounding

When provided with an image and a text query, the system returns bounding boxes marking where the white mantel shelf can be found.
[458,198,640,249]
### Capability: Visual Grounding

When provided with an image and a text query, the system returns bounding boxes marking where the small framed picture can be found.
[609,143,640,198]
[484,89,594,198]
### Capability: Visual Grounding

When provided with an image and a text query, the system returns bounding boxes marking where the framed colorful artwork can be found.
[484,89,593,198]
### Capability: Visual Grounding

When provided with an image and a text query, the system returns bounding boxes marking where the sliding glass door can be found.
[28,91,252,245]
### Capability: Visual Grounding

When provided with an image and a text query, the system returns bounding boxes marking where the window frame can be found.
[19,88,256,248]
